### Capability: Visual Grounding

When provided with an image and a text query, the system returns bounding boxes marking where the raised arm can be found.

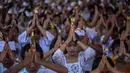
[36,19,48,39]
[26,14,36,36]
[87,6,99,28]
[35,52,68,73]
[102,15,116,44]
[91,55,106,73]
[4,49,34,73]
[43,36,62,59]
[59,25,73,52]
[0,43,8,63]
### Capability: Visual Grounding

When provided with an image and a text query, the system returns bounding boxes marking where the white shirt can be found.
[0,63,7,73]
[52,47,95,72]
[18,31,54,52]
[100,35,114,57]
[18,66,56,73]
[0,41,16,52]
[85,27,97,43]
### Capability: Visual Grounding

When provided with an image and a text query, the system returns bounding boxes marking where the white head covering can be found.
[8,8,13,14]
[23,1,29,7]
[78,1,82,6]
[75,29,85,37]
[67,6,72,11]
[71,2,76,7]
[44,0,50,4]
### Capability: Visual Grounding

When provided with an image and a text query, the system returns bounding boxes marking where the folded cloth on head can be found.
[23,2,29,7]
[75,29,85,37]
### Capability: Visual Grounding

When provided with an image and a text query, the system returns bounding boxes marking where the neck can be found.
[67,53,78,58]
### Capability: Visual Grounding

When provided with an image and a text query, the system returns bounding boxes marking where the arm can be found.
[77,41,89,50]
[124,53,130,58]
[124,47,130,58]
[113,40,124,60]
[0,43,8,63]
[39,61,68,73]
[4,62,25,73]
[105,56,122,73]
[101,15,108,29]
[35,52,68,73]
[43,35,62,59]
[4,49,34,73]
[59,25,73,52]
[26,15,35,36]
[102,15,115,44]
[91,55,106,73]
[87,6,99,28]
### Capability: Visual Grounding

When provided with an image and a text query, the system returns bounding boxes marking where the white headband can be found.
[75,29,85,37]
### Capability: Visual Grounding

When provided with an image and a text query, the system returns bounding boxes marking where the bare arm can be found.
[36,21,48,39]
[4,49,34,73]
[77,41,89,50]
[35,52,68,73]
[87,6,99,28]
[113,40,124,60]
[59,25,73,52]
[102,15,115,44]
[26,15,35,36]
[4,62,25,73]
[39,61,68,73]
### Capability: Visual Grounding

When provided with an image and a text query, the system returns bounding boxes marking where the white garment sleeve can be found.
[18,31,30,47]
[52,49,66,66]
[44,31,54,45]
[84,47,95,60]
[81,47,95,71]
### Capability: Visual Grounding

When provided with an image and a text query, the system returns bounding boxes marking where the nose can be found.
[30,63,35,68]
[70,46,75,50]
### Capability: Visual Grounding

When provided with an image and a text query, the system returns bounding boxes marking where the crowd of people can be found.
[0,0,130,73]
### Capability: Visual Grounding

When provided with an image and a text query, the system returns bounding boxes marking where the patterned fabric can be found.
[67,62,83,73]
[52,47,95,72]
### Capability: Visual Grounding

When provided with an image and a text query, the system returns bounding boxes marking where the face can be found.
[53,16,60,25]
[25,52,40,73]
[2,54,14,69]
[66,41,78,56]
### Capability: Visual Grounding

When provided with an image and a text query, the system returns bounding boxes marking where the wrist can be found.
[120,37,124,41]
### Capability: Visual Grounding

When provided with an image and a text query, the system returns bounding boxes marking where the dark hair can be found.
[111,39,120,53]
[92,57,114,70]
[21,43,43,60]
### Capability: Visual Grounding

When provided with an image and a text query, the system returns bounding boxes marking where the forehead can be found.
[68,41,77,46]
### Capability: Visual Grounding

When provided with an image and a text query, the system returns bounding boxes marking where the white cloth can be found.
[44,0,50,4]
[85,27,97,42]
[100,35,114,57]
[75,29,85,37]
[18,66,56,73]
[0,63,7,73]
[52,47,95,72]
[18,31,54,52]
[0,41,16,52]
